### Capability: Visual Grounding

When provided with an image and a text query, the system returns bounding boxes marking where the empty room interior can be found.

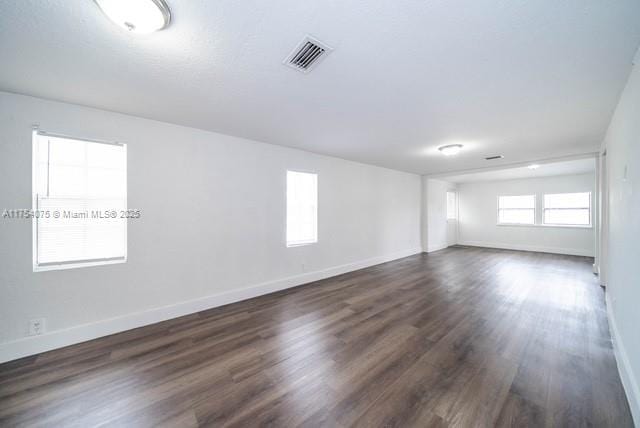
[1,1,640,427]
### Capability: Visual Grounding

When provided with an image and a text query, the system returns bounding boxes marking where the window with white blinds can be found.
[543,192,591,226]
[286,170,317,247]
[33,131,127,271]
[497,195,535,225]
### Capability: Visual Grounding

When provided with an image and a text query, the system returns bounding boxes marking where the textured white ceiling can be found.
[443,157,595,183]
[1,0,639,174]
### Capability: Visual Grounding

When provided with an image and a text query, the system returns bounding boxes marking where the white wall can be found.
[421,178,457,252]
[602,49,640,425]
[0,91,422,362]
[457,174,596,256]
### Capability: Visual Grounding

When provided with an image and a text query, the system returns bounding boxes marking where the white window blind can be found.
[543,192,591,226]
[286,170,317,247]
[446,191,457,220]
[33,132,127,270]
[498,195,535,225]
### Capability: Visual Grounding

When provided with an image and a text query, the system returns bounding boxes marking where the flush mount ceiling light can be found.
[94,0,171,34]
[438,144,463,156]
[528,164,540,170]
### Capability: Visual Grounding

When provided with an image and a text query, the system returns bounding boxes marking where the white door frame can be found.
[598,149,609,286]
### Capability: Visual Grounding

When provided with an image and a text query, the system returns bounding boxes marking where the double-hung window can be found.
[286,170,317,247]
[33,131,127,271]
[543,192,591,226]
[497,195,535,225]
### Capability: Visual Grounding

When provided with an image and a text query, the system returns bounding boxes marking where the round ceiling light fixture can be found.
[94,0,171,34]
[438,144,463,156]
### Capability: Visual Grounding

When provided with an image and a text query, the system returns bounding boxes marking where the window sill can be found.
[539,224,593,229]
[496,223,592,230]
[286,241,317,248]
[34,258,126,272]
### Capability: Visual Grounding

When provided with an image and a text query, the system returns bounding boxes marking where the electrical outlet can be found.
[29,318,46,336]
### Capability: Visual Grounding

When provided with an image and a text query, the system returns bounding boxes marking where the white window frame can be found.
[497,194,536,226]
[542,192,592,228]
[446,191,457,220]
[32,130,128,272]
[286,169,318,247]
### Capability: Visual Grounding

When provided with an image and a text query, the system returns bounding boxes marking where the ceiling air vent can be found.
[284,35,333,73]
[485,155,504,160]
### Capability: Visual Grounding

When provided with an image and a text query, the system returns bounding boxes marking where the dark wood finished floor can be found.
[0,247,633,427]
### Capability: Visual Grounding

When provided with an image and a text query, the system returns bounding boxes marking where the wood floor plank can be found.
[0,247,634,427]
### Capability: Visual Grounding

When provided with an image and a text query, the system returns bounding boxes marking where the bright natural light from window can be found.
[33,132,127,270]
[544,192,591,226]
[447,191,457,220]
[498,195,535,225]
[286,170,317,247]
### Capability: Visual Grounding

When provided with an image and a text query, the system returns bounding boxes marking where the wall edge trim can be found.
[606,293,640,426]
[456,240,593,257]
[0,247,422,364]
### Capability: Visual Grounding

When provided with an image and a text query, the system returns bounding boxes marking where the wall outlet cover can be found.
[29,318,46,336]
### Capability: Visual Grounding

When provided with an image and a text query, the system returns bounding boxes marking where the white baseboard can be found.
[425,243,449,253]
[0,248,422,364]
[606,293,640,426]
[457,240,593,257]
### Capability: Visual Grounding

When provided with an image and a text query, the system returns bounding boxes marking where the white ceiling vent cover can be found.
[284,35,333,73]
